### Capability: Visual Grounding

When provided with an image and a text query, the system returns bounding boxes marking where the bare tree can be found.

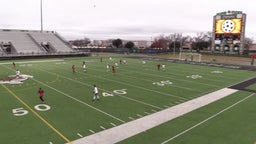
[244,37,253,50]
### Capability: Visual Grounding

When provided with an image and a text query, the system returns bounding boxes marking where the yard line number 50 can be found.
[12,104,51,116]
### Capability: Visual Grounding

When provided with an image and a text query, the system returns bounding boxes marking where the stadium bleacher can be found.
[0,29,76,57]
[29,32,74,53]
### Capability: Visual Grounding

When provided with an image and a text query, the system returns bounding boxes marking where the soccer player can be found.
[115,62,119,68]
[106,64,110,72]
[82,61,87,72]
[162,64,166,70]
[123,60,127,64]
[12,62,16,68]
[72,65,76,73]
[16,69,20,78]
[93,85,99,101]
[112,65,116,73]
[157,64,161,70]
[38,87,44,102]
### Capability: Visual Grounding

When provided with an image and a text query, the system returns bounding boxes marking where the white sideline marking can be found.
[144,112,150,115]
[89,130,95,134]
[110,123,116,127]
[128,117,134,120]
[100,126,106,130]
[136,114,143,118]
[77,133,83,138]
[72,88,238,144]
[151,109,157,112]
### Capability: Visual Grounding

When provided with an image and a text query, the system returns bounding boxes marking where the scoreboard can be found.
[212,11,246,54]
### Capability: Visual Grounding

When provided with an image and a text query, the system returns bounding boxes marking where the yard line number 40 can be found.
[102,89,127,97]
[12,104,51,116]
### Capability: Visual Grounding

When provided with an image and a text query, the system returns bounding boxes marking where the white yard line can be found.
[161,93,254,144]
[71,88,238,144]
[70,64,188,100]
[36,67,163,110]
[32,78,126,123]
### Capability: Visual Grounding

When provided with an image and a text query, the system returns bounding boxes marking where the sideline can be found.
[72,88,238,144]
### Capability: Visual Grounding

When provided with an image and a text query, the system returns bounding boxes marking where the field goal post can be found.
[179,52,202,62]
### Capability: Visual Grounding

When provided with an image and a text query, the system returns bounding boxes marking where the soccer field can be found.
[1,55,256,144]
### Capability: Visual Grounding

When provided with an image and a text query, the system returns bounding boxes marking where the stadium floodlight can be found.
[40,0,43,32]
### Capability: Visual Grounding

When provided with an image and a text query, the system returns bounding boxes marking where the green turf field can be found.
[1,55,256,144]
[246,83,256,91]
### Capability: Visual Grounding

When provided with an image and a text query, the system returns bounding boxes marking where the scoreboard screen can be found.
[215,19,242,45]
[215,19,242,34]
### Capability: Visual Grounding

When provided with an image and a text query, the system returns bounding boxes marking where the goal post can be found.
[179,52,202,62]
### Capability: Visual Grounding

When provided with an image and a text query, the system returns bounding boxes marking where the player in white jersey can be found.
[162,64,166,70]
[93,85,99,101]
[115,62,119,68]
[82,61,87,72]
[106,64,110,72]
[16,69,20,78]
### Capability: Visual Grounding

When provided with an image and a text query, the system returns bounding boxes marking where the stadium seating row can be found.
[0,30,73,55]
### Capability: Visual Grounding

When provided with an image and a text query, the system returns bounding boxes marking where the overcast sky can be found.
[0,0,255,41]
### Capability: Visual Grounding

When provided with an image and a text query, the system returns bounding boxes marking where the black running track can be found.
[229,77,256,93]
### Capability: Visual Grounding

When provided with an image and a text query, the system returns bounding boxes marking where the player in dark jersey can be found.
[38,87,44,102]
[72,65,76,73]
[12,62,16,68]
[157,64,161,70]
[112,65,116,73]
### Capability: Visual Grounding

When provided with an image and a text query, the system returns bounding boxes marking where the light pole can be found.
[179,33,182,53]
[40,0,43,32]
[173,36,176,54]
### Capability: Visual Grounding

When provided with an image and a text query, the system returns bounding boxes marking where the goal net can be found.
[179,52,202,62]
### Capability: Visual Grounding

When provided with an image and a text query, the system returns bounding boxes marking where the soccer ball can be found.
[221,20,235,33]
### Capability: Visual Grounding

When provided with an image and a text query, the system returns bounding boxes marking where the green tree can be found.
[112,39,123,48]
[125,41,135,51]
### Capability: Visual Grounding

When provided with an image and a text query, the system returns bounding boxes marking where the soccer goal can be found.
[179,52,202,62]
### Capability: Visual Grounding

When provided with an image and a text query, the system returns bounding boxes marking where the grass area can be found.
[246,83,256,91]
[0,55,256,144]
[119,91,256,144]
